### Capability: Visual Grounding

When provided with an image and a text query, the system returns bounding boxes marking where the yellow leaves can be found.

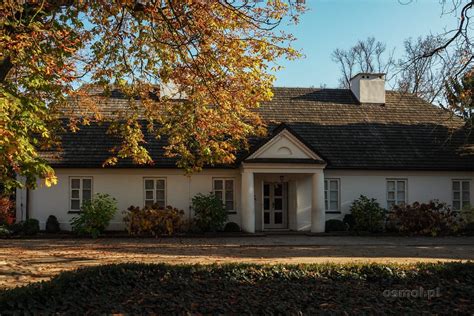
[44,173,58,188]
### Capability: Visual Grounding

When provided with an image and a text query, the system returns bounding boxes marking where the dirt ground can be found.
[1,235,474,289]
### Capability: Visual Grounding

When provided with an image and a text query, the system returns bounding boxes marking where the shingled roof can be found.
[43,87,474,171]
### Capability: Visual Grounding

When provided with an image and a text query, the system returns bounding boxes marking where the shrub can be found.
[223,222,241,232]
[17,218,39,236]
[0,196,15,226]
[70,194,117,238]
[0,226,11,237]
[123,204,185,236]
[349,195,386,233]
[387,200,458,236]
[192,193,228,232]
[342,214,355,230]
[325,219,347,232]
[45,215,61,233]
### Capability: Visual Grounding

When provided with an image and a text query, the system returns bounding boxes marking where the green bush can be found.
[70,194,117,238]
[22,218,40,235]
[460,206,474,234]
[342,214,355,230]
[9,219,40,236]
[223,222,241,232]
[349,195,386,233]
[1,262,473,314]
[325,219,347,232]
[123,204,185,236]
[192,193,228,232]
[45,215,61,233]
[387,201,458,236]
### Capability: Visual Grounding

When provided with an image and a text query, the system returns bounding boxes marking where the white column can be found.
[241,171,255,233]
[311,172,326,233]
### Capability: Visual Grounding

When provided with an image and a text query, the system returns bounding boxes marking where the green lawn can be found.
[1,262,473,314]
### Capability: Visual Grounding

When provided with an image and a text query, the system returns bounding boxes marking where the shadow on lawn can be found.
[1,262,473,314]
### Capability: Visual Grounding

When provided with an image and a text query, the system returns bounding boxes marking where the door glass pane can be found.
[274,184,282,196]
[330,201,338,210]
[324,180,328,190]
[71,199,80,210]
[263,184,269,196]
[388,192,395,200]
[274,198,282,210]
[145,200,154,207]
[71,179,80,189]
[225,201,233,211]
[330,180,338,191]
[264,212,270,224]
[330,191,338,201]
[214,180,223,190]
[145,190,154,200]
[215,190,222,201]
[274,212,283,224]
[82,189,92,201]
[264,198,270,210]
[325,200,328,210]
[82,179,92,189]
[71,189,79,199]
[225,180,233,190]
[387,200,395,208]
[225,190,233,201]
[156,180,165,190]
[145,180,154,190]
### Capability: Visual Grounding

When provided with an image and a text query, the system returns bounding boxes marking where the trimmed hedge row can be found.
[1,262,473,314]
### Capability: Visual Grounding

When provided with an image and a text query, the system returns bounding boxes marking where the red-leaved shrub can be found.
[0,196,15,225]
[387,200,458,236]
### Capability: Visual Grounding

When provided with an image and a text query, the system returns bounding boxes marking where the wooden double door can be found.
[263,182,288,229]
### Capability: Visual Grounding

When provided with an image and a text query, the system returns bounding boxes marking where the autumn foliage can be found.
[0,0,303,190]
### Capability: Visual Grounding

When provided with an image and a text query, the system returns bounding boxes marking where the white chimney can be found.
[350,73,385,104]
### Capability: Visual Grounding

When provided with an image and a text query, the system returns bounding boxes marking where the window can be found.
[213,178,235,213]
[70,177,92,211]
[387,179,407,208]
[144,178,166,207]
[324,179,340,212]
[452,180,471,210]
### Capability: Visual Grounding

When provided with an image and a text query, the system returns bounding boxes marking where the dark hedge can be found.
[1,262,473,314]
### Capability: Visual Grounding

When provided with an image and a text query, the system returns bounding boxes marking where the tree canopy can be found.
[0,0,303,190]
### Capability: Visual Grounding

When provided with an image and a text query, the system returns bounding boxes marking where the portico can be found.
[239,125,327,233]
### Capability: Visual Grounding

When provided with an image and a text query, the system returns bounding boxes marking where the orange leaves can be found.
[1,0,302,187]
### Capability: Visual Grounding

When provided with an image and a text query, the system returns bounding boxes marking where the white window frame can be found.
[143,178,167,208]
[213,178,235,214]
[452,179,471,211]
[386,179,407,208]
[324,178,340,213]
[69,177,93,212]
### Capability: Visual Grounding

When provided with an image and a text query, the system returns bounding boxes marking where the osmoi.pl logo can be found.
[383,287,441,299]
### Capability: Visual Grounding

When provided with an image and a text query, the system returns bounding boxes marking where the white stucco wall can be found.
[17,168,473,231]
[323,170,474,220]
[18,168,241,230]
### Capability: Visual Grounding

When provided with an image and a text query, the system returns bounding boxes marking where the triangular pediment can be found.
[247,128,323,161]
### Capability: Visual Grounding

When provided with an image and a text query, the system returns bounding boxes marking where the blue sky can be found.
[274,0,460,88]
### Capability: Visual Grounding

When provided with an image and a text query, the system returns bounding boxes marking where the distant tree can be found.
[395,36,459,105]
[0,1,304,191]
[331,37,395,88]
[445,69,473,121]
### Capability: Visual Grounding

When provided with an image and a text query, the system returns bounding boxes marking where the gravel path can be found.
[1,236,473,288]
